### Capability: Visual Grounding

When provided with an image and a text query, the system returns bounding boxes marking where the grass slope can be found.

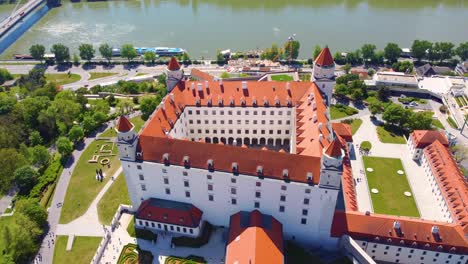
[271,74,294,81]
[363,156,419,217]
[45,74,81,85]
[97,173,130,225]
[376,126,406,144]
[53,236,102,264]
[330,104,358,120]
[88,72,118,80]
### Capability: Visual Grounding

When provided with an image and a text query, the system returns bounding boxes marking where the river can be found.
[1,0,468,59]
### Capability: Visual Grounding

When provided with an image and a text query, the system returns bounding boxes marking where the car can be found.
[409,102,418,107]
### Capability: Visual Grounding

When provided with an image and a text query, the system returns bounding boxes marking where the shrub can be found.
[29,155,63,199]
[172,222,213,248]
[360,141,372,151]
[439,105,448,114]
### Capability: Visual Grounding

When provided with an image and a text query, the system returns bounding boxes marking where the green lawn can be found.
[59,137,121,224]
[363,157,419,217]
[97,173,130,225]
[447,116,458,129]
[0,216,14,254]
[330,104,358,120]
[432,119,445,130]
[271,74,294,81]
[53,236,102,264]
[376,126,406,144]
[45,73,81,85]
[88,72,118,80]
[100,116,145,138]
[127,216,136,237]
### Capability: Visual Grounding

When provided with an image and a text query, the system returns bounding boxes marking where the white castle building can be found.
[116,52,468,263]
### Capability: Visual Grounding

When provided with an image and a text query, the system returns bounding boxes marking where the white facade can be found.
[166,66,184,92]
[407,136,423,161]
[135,217,203,238]
[312,61,335,105]
[121,158,340,248]
[356,240,466,264]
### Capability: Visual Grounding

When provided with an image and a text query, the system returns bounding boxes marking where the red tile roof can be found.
[190,69,215,82]
[117,115,133,132]
[331,210,468,254]
[168,57,181,71]
[324,139,343,157]
[314,47,334,67]
[138,80,333,184]
[136,198,203,228]
[423,140,468,230]
[226,210,283,264]
[332,123,353,142]
[411,130,449,149]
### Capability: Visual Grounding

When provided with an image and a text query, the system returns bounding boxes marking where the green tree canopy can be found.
[382,104,410,127]
[361,44,376,63]
[28,131,43,146]
[312,45,322,60]
[99,43,113,63]
[0,68,13,85]
[68,125,84,142]
[143,51,156,64]
[15,199,48,228]
[51,43,70,64]
[411,40,432,62]
[14,166,38,195]
[121,44,137,62]
[0,92,16,114]
[283,40,300,60]
[56,136,74,156]
[384,43,401,63]
[29,44,45,62]
[140,96,159,120]
[0,149,27,193]
[79,43,95,62]
[456,42,468,61]
[30,145,49,167]
[433,42,455,63]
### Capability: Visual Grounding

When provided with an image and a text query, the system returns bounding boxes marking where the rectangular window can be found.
[209,194,214,201]
[141,184,146,191]
[170,226,174,231]
[254,201,260,208]
[304,198,309,205]
[204,110,208,115]
[228,111,232,115]
[157,223,161,229]
[189,120,193,124]
[278,111,283,116]
[185,191,190,197]
[213,130,217,134]
[189,229,193,234]
[256,191,261,198]
[261,130,265,134]
[231,188,237,195]
[137,165,142,170]
[208,184,213,191]
[281,185,287,191]
[207,174,212,180]
[277,130,282,134]
[197,129,202,133]
[145,221,148,227]
[183,171,188,176]
[302,209,308,216]
[269,120,274,125]
[231,198,237,205]
[285,130,290,134]
[280,195,286,202]
[176,226,180,232]
[220,111,224,115]
[269,130,273,134]
[237,120,241,125]
[261,120,266,125]
[231,178,236,183]
[305,188,311,193]
[287,111,291,116]
[197,120,201,124]
[229,129,233,134]
[245,129,249,134]
[183,227,187,233]
[212,110,216,115]
[139,220,143,225]
[205,129,209,134]
[253,120,257,124]
[188,110,193,115]
[213,120,217,124]
[253,130,257,134]
[279,205,285,212]
[237,129,241,134]
[190,129,194,133]
[162,168,167,173]
[165,188,171,195]
[163,178,169,184]
[270,110,274,115]
[221,120,225,124]
[204,120,209,124]
[256,181,261,187]
[237,110,241,115]
[245,120,249,125]
[286,120,291,125]
[245,111,249,115]
[196,110,200,115]
[221,129,225,134]
[278,120,282,125]
[301,218,307,225]
[139,174,144,181]
[184,180,189,187]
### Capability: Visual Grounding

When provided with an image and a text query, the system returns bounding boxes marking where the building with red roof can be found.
[407,130,451,160]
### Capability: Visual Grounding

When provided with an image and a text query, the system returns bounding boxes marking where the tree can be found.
[14,166,38,195]
[0,68,13,85]
[0,149,26,193]
[334,84,348,98]
[29,44,45,63]
[370,51,385,65]
[361,44,376,64]
[4,213,43,263]
[216,50,225,63]
[99,43,113,64]
[93,111,107,126]
[384,43,401,63]
[283,40,300,60]
[451,145,468,164]
[28,131,43,146]
[346,50,362,65]
[56,136,73,156]
[30,145,49,167]
[116,99,134,115]
[15,199,48,228]
[68,125,84,142]
[392,61,414,73]
[79,43,95,62]
[411,40,432,62]
[82,114,97,133]
[182,52,190,63]
[350,88,363,101]
[51,43,70,64]
[455,42,468,61]
[382,104,409,127]
[144,51,156,64]
[433,42,455,63]
[313,45,322,60]
[408,111,433,131]
[367,68,376,77]
[140,96,158,120]
[342,64,351,74]
[377,87,390,102]
[369,100,383,116]
[121,44,137,62]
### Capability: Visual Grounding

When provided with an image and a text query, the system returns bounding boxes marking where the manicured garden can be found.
[97,173,130,225]
[376,125,406,144]
[165,255,206,264]
[59,138,121,224]
[126,216,158,241]
[271,74,294,81]
[172,222,213,248]
[363,157,420,217]
[330,104,358,120]
[53,236,102,264]
[45,73,81,85]
[116,243,153,264]
[88,72,118,80]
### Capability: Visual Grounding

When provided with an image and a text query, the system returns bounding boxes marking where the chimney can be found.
[282,169,289,178]
[232,162,238,172]
[191,82,195,90]
[256,166,263,175]
[205,80,209,89]
[318,122,323,131]
[312,114,317,123]
[393,221,401,231]
[431,226,439,235]
[161,102,165,110]
[306,172,313,181]
[207,159,214,170]
[219,79,223,85]
[312,102,317,110]
[170,93,175,102]
[242,81,247,90]
[286,82,290,91]
[319,134,323,143]
[162,153,169,165]
[197,83,203,92]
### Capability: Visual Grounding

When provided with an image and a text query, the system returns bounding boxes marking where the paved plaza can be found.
[350,114,447,222]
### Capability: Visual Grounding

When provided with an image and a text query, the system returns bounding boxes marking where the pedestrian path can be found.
[56,167,123,237]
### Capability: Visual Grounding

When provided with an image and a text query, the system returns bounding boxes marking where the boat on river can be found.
[111,47,185,57]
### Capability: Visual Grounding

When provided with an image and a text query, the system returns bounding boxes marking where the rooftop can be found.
[314,47,334,67]
[136,198,203,228]
[411,130,449,149]
[117,115,133,132]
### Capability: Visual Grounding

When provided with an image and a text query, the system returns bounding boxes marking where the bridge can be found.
[0,0,45,39]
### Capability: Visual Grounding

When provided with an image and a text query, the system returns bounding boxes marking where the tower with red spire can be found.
[312,46,335,106]
[115,115,138,162]
[165,57,183,92]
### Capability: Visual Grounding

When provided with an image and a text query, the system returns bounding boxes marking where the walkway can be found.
[100,213,226,264]
[0,187,17,214]
[351,114,446,222]
[56,167,123,237]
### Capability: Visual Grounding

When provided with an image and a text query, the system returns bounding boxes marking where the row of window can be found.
[187,109,292,116]
[188,119,291,126]
[138,220,194,234]
[365,242,464,261]
[188,128,290,135]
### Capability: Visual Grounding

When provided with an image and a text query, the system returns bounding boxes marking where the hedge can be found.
[171,222,213,248]
[30,154,63,200]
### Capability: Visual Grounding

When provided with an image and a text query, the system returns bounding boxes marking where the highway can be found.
[0,0,44,38]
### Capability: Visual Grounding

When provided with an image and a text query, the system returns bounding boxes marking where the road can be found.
[0,0,44,38]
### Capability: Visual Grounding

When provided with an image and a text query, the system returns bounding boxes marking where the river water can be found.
[1,0,468,59]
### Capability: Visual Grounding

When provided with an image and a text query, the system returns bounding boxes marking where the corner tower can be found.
[312,47,335,106]
[115,115,138,162]
[166,57,183,92]
[319,138,344,189]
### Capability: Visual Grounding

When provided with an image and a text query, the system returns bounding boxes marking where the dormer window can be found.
[163,153,169,165]
[183,156,190,168]
[256,166,263,175]
[282,169,289,178]
[207,159,214,171]
[232,162,238,173]
[306,172,313,182]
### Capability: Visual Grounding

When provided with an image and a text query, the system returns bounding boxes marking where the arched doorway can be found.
[213,137,219,144]
[205,137,211,143]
